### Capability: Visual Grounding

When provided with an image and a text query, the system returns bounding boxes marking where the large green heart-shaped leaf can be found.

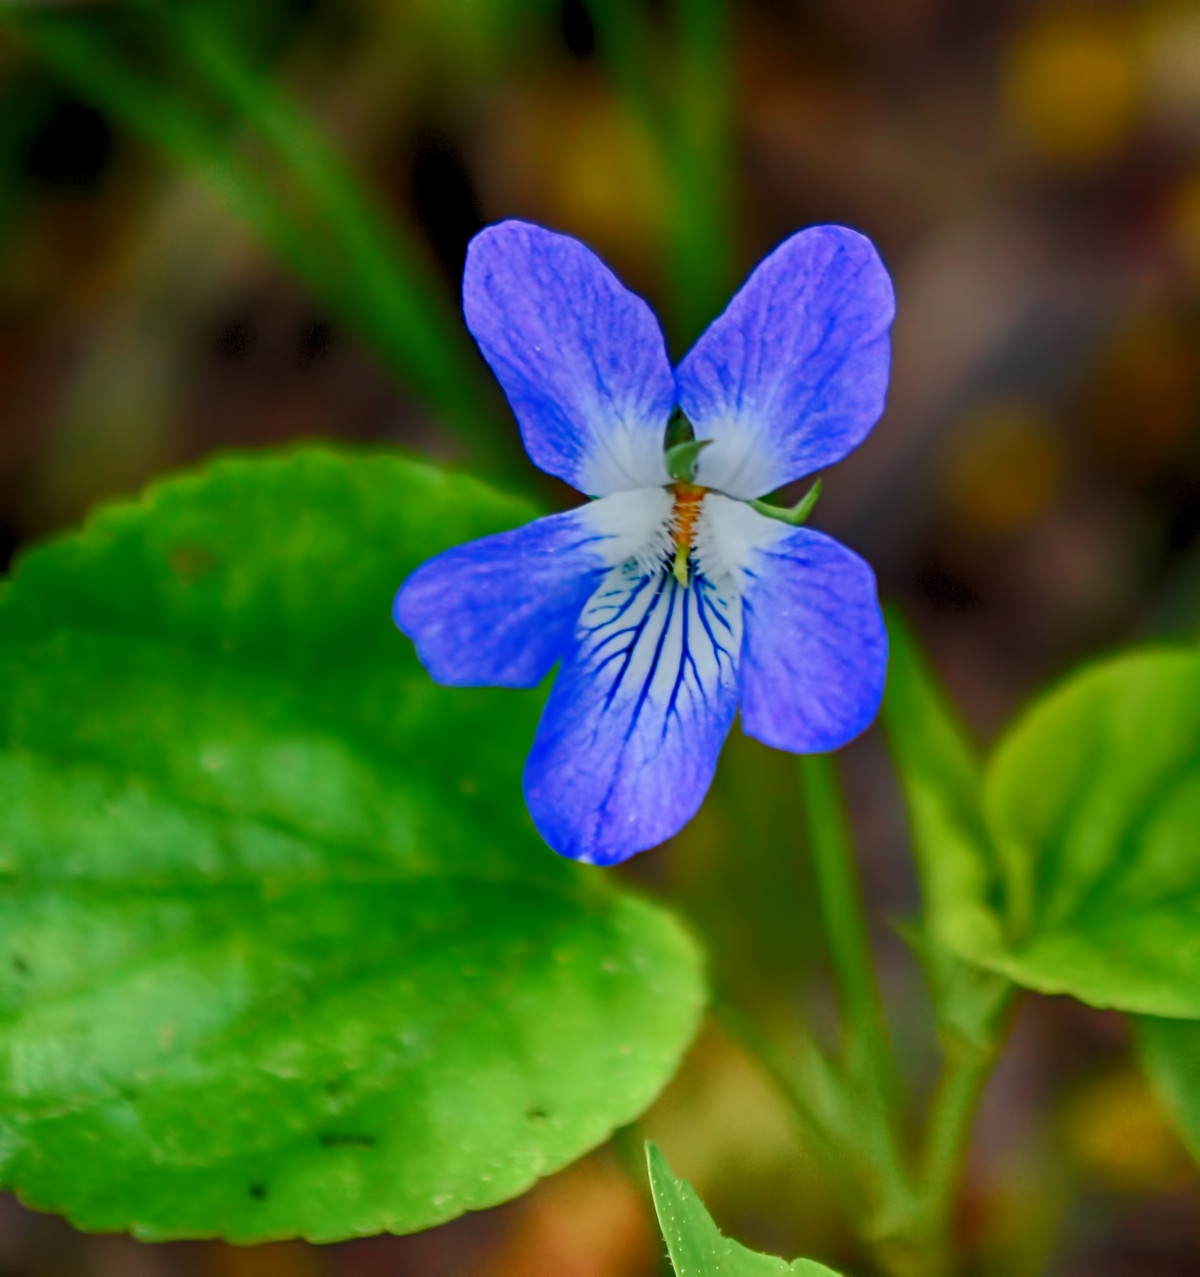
[646,1143,841,1276]
[0,448,705,1241]
[886,625,1200,1017]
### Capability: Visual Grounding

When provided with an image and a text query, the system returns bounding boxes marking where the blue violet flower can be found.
[395,220,893,865]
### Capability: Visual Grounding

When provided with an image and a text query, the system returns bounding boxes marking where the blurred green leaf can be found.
[4,5,528,491]
[1136,1016,1200,1164]
[881,612,1010,1051]
[645,1143,841,1276]
[0,448,705,1241]
[889,621,1200,1018]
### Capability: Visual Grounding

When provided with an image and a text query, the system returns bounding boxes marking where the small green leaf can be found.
[882,612,1000,958]
[646,1144,842,1276]
[1136,1016,1200,1164]
[889,626,1200,1018]
[0,448,706,1241]
[748,479,822,527]
[980,649,1200,1015]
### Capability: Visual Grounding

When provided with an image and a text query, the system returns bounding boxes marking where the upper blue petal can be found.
[393,507,609,689]
[739,525,888,752]
[463,220,675,495]
[676,225,895,500]
[523,561,741,864]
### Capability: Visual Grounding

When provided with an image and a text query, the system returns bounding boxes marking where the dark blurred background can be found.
[2,0,1200,1273]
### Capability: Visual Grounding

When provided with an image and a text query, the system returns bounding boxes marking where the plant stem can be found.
[797,753,928,1259]
[921,1049,993,1224]
[912,976,1013,1267]
[797,754,896,1089]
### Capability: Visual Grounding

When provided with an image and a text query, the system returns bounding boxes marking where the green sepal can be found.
[665,438,712,483]
[748,480,823,526]
[645,1143,843,1276]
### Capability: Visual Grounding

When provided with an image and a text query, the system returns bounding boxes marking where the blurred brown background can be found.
[2,0,1200,1273]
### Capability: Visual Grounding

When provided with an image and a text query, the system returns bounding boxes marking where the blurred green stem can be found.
[920,1047,993,1228]
[797,755,924,1257]
[801,755,893,1077]
[7,6,530,493]
[591,0,734,349]
[792,755,1013,1277]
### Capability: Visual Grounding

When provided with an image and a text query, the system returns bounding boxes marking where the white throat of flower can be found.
[583,484,791,602]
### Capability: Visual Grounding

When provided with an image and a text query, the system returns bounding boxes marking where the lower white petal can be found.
[580,486,675,575]
[523,554,742,865]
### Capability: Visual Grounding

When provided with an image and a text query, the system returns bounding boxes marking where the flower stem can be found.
[798,754,896,1093]
[796,753,928,1259]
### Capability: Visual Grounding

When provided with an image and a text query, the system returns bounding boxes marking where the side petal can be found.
[393,488,673,689]
[676,225,895,499]
[735,516,888,753]
[524,564,741,864]
[464,220,674,495]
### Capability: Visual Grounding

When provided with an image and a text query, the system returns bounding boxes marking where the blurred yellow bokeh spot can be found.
[478,78,670,284]
[943,401,1063,534]
[1171,170,1200,277]
[1061,1067,1191,1194]
[1005,17,1140,163]
[1142,5,1200,134]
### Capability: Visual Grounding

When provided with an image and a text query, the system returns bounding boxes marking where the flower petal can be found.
[524,563,741,864]
[394,488,673,688]
[464,220,675,495]
[676,225,895,499]
[703,495,887,752]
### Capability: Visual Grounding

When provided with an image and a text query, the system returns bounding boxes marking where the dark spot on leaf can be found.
[214,317,253,363]
[169,544,217,581]
[249,1184,267,1201]
[915,564,982,613]
[526,1108,548,1121]
[319,1133,376,1149]
[10,955,28,975]
[118,1086,139,1102]
[561,0,595,58]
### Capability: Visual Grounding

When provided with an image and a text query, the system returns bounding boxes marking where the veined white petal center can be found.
[575,560,741,738]
[567,490,793,760]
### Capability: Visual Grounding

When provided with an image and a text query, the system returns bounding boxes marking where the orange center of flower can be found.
[671,482,706,585]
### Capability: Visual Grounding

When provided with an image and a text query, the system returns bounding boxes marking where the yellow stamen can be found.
[670,482,706,587]
[673,544,690,586]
